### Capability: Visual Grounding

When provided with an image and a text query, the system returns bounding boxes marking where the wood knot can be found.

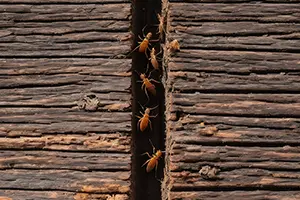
[199,165,221,180]
[77,94,101,112]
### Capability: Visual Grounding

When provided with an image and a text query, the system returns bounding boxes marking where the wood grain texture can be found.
[0,0,131,199]
[165,1,300,199]
[0,191,128,200]
[170,191,300,200]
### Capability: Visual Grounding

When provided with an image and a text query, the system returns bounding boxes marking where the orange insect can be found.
[137,72,159,102]
[136,104,158,132]
[138,32,152,53]
[142,140,163,175]
[149,48,161,71]
[127,26,157,58]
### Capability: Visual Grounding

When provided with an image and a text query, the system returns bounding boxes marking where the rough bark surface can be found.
[0,0,131,199]
[164,0,300,199]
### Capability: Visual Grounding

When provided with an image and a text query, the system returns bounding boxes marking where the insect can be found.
[142,140,163,175]
[127,26,158,58]
[136,104,158,132]
[156,13,165,40]
[137,71,160,102]
[149,47,162,71]
[168,39,180,53]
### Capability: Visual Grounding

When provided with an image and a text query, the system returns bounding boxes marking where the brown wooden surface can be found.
[164,0,300,199]
[0,0,131,199]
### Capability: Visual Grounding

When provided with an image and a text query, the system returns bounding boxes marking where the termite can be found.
[136,71,160,102]
[136,104,158,132]
[127,26,158,58]
[168,39,180,53]
[149,47,162,71]
[156,13,165,40]
[142,140,163,176]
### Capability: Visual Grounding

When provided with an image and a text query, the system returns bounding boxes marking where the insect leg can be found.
[149,78,160,84]
[149,139,156,154]
[149,119,152,131]
[155,160,159,179]
[141,152,152,158]
[146,62,150,74]
[149,114,158,118]
[141,159,151,168]
[144,86,150,104]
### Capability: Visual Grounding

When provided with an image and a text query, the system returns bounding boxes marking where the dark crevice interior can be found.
[130,0,165,200]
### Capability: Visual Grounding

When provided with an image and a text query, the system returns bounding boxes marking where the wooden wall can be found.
[164,0,300,199]
[0,0,132,199]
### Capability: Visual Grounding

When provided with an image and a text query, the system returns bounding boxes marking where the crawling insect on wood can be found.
[127,26,158,58]
[142,140,163,177]
[156,13,165,40]
[136,71,160,103]
[136,104,158,132]
[149,47,162,71]
[168,39,180,53]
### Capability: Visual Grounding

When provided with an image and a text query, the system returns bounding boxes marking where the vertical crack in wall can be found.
[130,0,165,200]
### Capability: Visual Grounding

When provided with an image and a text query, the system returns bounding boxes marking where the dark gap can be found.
[130,0,165,200]
[0,82,81,89]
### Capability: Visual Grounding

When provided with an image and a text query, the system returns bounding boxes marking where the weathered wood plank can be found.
[0,133,130,152]
[169,0,300,3]
[169,114,300,130]
[0,169,130,193]
[0,4,130,21]
[0,32,130,43]
[0,0,130,3]
[0,91,130,108]
[170,169,300,189]
[171,145,300,171]
[169,191,300,200]
[169,50,300,74]
[170,21,300,36]
[0,109,131,133]
[170,3,300,22]
[0,58,131,76]
[166,0,300,199]
[0,151,130,171]
[169,71,300,93]
[0,41,130,57]
[0,74,130,90]
[0,191,128,200]
[1,20,129,34]
[170,33,300,51]
[170,93,300,117]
